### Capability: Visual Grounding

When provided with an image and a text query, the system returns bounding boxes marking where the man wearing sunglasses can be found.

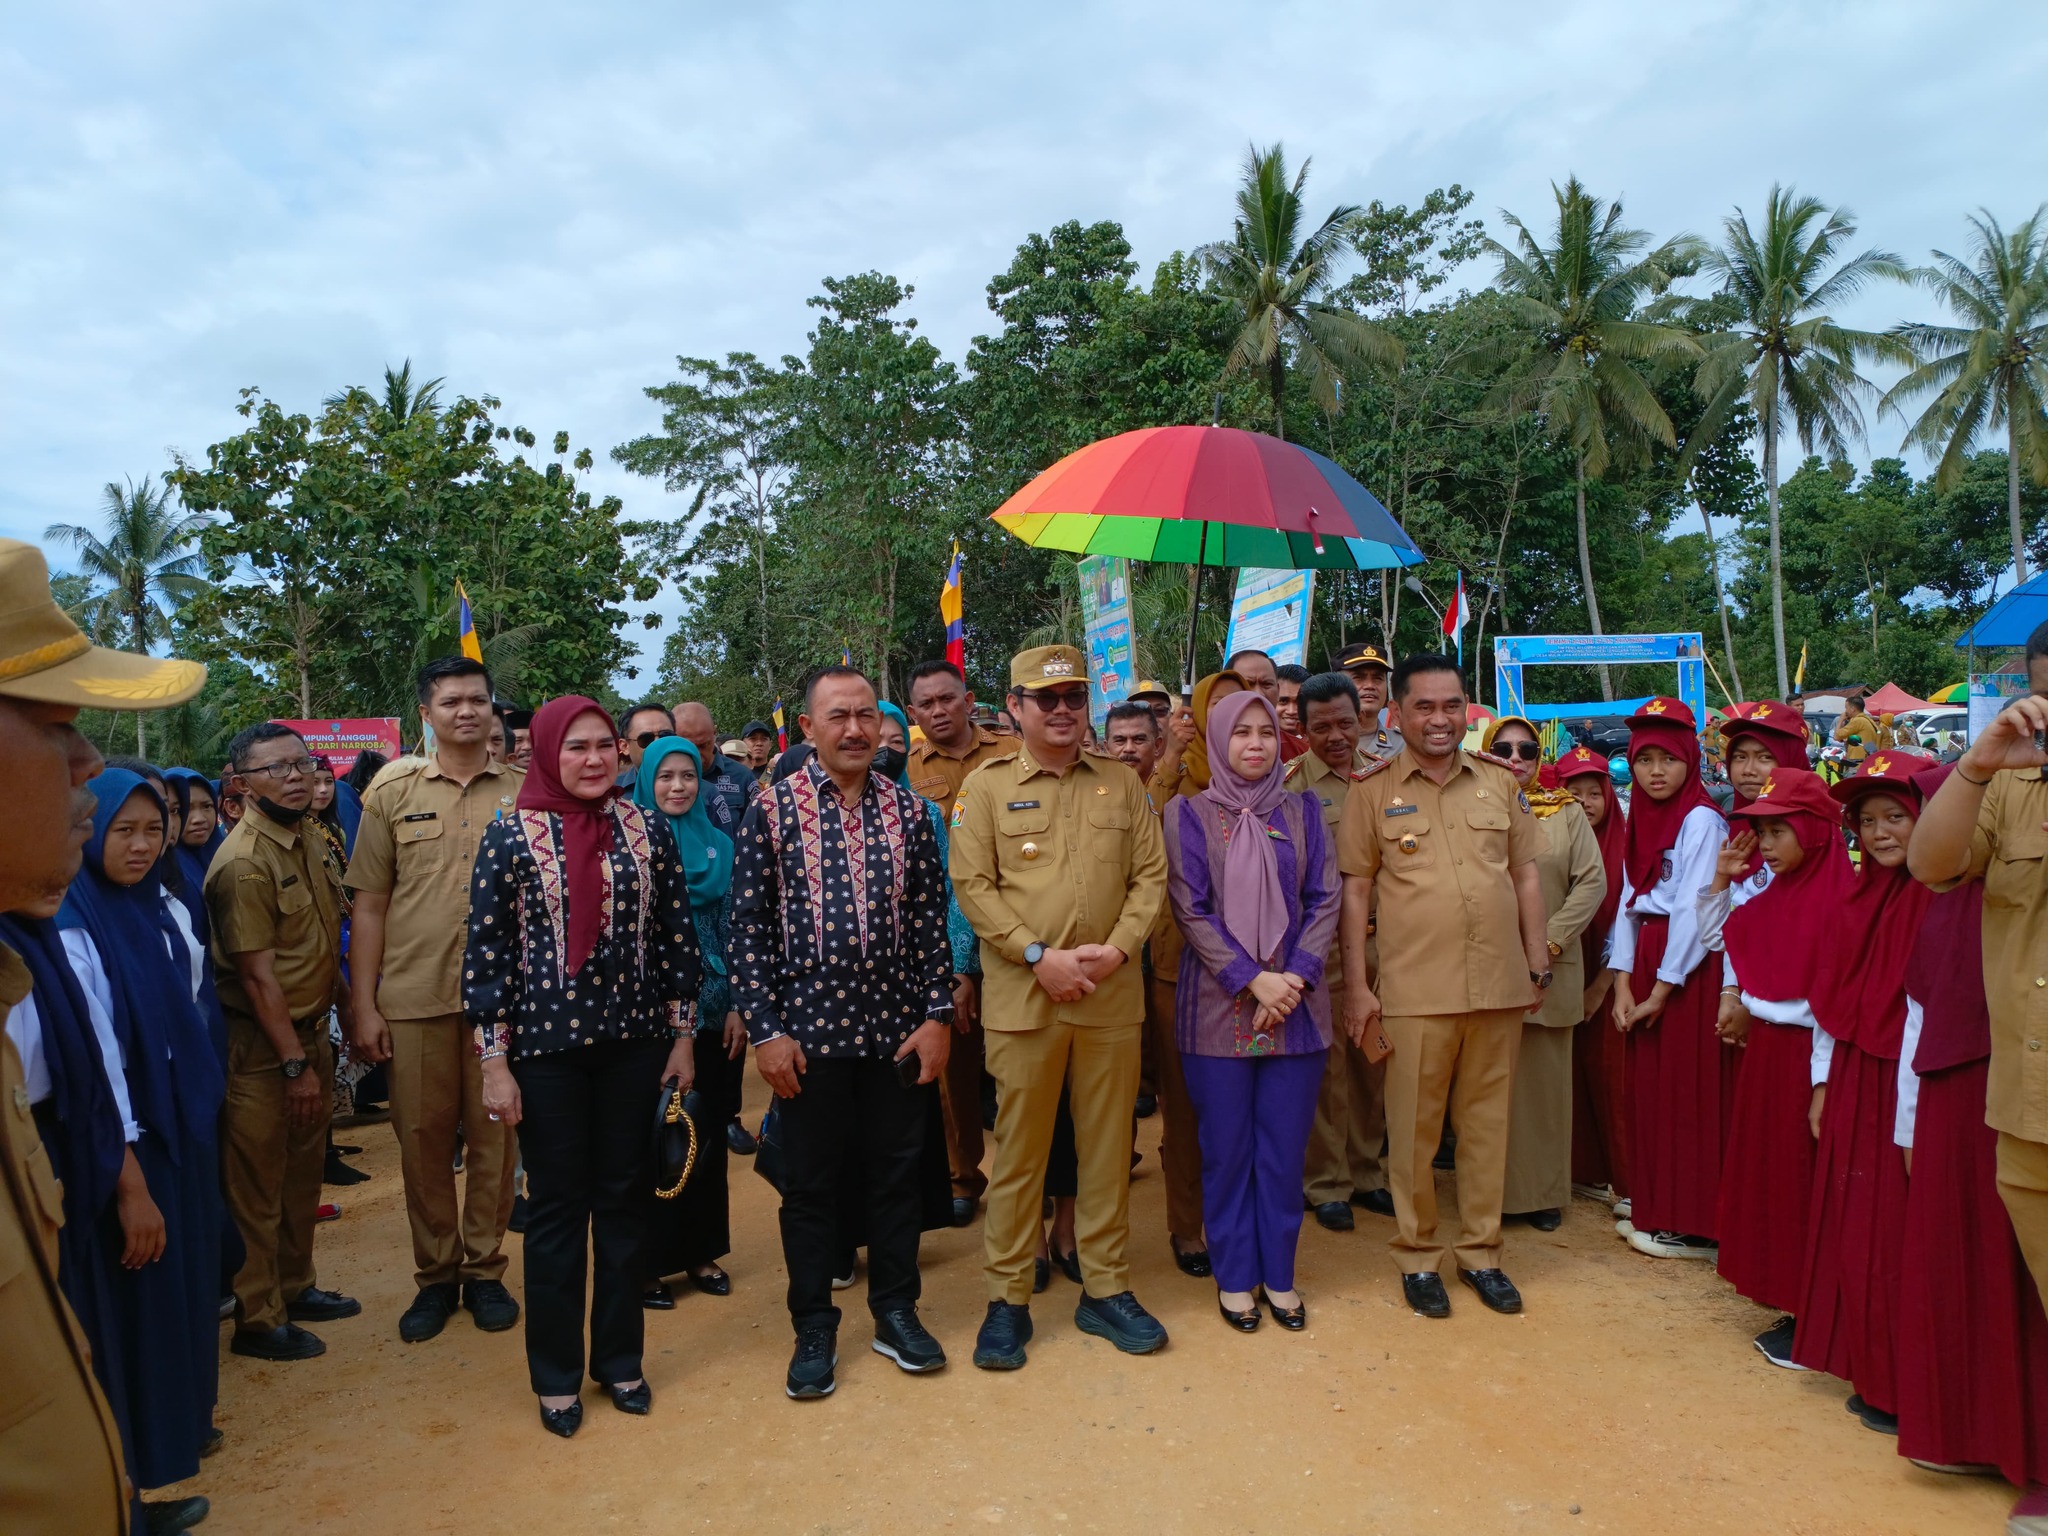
[617,701,677,779]
[950,646,1169,1369]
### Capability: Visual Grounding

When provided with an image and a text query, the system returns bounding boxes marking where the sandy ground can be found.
[167,1076,2013,1536]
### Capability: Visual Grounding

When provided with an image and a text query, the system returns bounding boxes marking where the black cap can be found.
[742,719,774,737]
[1331,641,1392,672]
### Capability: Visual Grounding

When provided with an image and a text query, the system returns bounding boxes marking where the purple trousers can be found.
[1182,1049,1327,1294]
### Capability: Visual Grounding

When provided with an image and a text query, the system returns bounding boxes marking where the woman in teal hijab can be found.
[633,737,741,1300]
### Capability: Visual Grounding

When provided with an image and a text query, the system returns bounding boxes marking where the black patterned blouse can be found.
[463,800,702,1060]
[729,757,953,1059]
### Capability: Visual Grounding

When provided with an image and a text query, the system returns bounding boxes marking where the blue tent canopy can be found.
[1955,570,2048,649]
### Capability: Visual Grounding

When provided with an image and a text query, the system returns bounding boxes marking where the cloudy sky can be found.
[6,1,2043,672]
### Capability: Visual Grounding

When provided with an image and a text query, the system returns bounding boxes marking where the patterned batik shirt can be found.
[463,799,702,1060]
[729,756,954,1058]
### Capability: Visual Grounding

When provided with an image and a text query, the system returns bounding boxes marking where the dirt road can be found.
[171,1080,2008,1535]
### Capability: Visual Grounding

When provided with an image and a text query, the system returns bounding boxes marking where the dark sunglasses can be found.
[1025,686,1091,713]
[630,730,675,750]
[1500,741,1542,761]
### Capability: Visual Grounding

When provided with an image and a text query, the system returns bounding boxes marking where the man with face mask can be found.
[205,721,359,1361]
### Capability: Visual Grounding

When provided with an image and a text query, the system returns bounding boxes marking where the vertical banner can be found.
[1077,555,1134,732]
[1223,568,1315,668]
[1968,672,2028,743]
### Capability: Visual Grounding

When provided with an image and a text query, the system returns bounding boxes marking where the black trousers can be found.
[512,1037,667,1395]
[778,1055,929,1334]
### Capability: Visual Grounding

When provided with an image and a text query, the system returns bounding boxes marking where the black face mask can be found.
[255,795,308,825]
[872,746,907,782]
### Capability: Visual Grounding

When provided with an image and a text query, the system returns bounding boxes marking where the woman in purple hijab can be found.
[1162,690,1341,1333]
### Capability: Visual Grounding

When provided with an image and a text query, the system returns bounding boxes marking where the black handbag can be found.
[753,1099,786,1195]
[652,1077,702,1200]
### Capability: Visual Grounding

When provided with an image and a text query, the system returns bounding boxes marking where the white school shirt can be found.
[60,927,165,1143]
[4,990,51,1104]
[1609,804,1726,985]
[1893,997,1927,1150]
[1697,869,1820,1031]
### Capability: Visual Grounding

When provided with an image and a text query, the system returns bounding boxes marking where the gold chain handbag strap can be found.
[653,1081,699,1200]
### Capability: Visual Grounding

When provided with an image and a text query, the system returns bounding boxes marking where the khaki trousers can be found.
[1146,976,1204,1244]
[984,1019,1141,1304]
[1998,1130,2048,1303]
[390,1014,518,1287]
[1303,985,1387,1205]
[1503,1022,1574,1214]
[939,1019,988,1202]
[1383,1008,1523,1273]
[223,1013,333,1332]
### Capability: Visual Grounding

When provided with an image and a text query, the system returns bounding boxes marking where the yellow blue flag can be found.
[456,581,484,662]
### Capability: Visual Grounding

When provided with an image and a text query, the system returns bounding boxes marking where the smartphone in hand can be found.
[895,1049,925,1088]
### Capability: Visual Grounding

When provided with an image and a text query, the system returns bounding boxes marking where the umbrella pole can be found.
[1182,520,1209,701]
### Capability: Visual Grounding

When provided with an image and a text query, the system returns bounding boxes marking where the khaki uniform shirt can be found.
[1287,750,1361,985]
[1940,768,2048,1139]
[205,804,344,1022]
[1337,748,1542,1017]
[1833,711,1883,764]
[1526,802,1607,1027]
[950,745,1167,1031]
[908,724,1016,808]
[345,754,523,1020]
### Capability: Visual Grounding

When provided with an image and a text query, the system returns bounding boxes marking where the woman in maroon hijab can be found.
[1558,744,1630,1208]
[466,697,701,1438]
[1893,761,2048,1485]
[1795,750,1934,1432]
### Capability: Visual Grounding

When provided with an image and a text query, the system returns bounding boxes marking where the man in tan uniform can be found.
[1292,672,1389,1231]
[0,537,204,1534]
[951,645,1168,1368]
[1333,640,1405,761]
[1338,653,1548,1320]
[207,721,359,1360]
[904,658,1017,1224]
[347,656,522,1343]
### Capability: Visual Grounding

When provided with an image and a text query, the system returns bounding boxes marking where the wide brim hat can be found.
[0,539,204,708]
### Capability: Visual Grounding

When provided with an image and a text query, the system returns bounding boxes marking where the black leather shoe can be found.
[230,1322,326,1360]
[1352,1187,1395,1217]
[1217,1296,1260,1332]
[1172,1242,1213,1279]
[873,1308,947,1373]
[1433,1132,1457,1171]
[1075,1290,1168,1354]
[688,1266,731,1296]
[642,1281,676,1310]
[601,1380,652,1414]
[199,1427,224,1458]
[286,1286,361,1323]
[1525,1208,1563,1232]
[1135,1091,1158,1119]
[538,1400,583,1438]
[1846,1393,1899,1435]
[399,1282,459,1343]
[1263,1291,1307,1331]
[950,1196,977,1228]
[1033,1257,1050,1294]
[1313,1201,1355,1232]
[786,1327,838,1398]
[726,1118,758,1156]
[1052,1246,1083,1285]
[1402,1272,1451,1319]
[322,1147,370,1186]
[507,1193,529,1234]
[142,1495,210,1534]
[1458,1267,1523,1314]
[464,1278,520,1331]
[973,1300,1033,1370]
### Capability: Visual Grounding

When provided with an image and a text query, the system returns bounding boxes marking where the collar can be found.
[1295,749,1350,784]
[0,943,29,1010]
[246,803,302,848]
[1012,742,1094,782]
[423,752,510,782]
[916,724,999,762]
[804,754,875,809]
[1392,748,1476,785]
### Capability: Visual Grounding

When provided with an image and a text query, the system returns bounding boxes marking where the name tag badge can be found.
[1006,800,1041,811]
[401,811,439,824]
[280,874,300,888]
[1383,804,1419,818]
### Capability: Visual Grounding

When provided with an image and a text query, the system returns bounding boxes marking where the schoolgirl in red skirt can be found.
[1559,744,1630,1207]
[1607,699,1736,1259]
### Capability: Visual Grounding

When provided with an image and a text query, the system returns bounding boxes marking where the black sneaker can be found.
[1846,1393,1899,1435]
[507,1193,529,1234]
[463,1278,520,1332]
[322,1147,369,1186]
[286,1286,361,1323]
[973,1300,1033,1370]
[1753,1316,1806,1370]
[1134,1091,1158,1119]
[230,1322,326,1361]
[399,1282,460,1343]
[1074,1290,1167,1354]
[727,1118,759,1156]
[872,1308,947,1373]
[786,1327,837,1399]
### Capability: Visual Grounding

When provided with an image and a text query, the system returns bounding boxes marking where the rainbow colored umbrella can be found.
[990,425,1425,572]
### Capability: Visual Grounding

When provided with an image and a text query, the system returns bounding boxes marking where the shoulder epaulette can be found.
[1353,756,1395,782]
[1282,758,1304,783]
[1470,749,1518,772]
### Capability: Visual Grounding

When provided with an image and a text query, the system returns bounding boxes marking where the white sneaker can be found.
[1611,1198,1632,1221]
[1572,1182,1616,1204]
[1628,1228,1718,1259]
[1614,1218,1635,1239]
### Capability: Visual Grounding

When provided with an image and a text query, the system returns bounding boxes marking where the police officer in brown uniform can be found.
[1292,671,1390,1230]
[346,656,522,1343]
[0,539,201,1533]
[904,658,1018,1225]
[206,722,360,1360]
[1333,640,1404,763]
[950,645,1168,1368]
[1337,653,1549,1320]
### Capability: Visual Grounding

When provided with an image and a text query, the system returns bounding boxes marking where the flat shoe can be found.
[1173,1243,1213,1279]
[688,1267,731,1297]
[1262,1292,1306,1330]
[642,1282,676,1310]
[1033,1257,1050,1294]
[602,1380,652,1415]
[1217,1297,1260,1332]
[539,1400,583,1438]
[1524,1208,1562,1232]
[1052,1247,1082,1286]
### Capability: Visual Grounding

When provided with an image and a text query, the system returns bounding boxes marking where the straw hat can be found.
[0,539,204,708]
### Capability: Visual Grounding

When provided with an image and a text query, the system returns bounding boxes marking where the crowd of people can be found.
[2,527,2046,1534]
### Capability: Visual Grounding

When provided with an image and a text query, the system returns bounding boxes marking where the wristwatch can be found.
[1530,970,1554,991]
[1023,942,1047,967]
[1546,940,1563,959]
[279,1056,309,1079]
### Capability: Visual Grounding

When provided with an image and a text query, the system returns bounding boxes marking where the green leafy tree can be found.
[1886,207,2048,582]
[1488,176,1702,697]
[44,474,212,754]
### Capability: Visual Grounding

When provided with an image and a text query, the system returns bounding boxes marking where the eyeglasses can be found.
[241,757,317,781]
[1500,741,1542,762]
[630,731,674,750]
[1025,687,1091,713]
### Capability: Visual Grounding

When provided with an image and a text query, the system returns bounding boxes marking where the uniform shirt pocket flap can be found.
[1466,807,1511,832]
[277,880,314,915]
[997,808,1052,837]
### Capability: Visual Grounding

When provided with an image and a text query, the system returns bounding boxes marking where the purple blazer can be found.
[1161,789,1341,1058]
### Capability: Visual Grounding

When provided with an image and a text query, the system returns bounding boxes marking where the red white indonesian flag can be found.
[1441,571,1469,660]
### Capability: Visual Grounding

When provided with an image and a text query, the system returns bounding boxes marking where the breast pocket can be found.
[1378,813,1435,872]
[1086,802,1131,862]
[1466,806,1512,869]
[396,816,448,873]
[1989,824,2048,911]
[995,807,1054,878]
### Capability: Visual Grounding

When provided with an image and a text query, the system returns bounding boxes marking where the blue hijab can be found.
[55,771,224,1161]
[0,913,124,1219]
[632,738,734,910]
[162,767,223,895]
[878,700,913,785]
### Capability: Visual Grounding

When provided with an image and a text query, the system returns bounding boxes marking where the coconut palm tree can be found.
[1199,143,1401,442]
[1680,186,1909,696]
[1883,207,2048,583]
[324,359,445,423]
[45,476,211,754]
[1489,177,1702,698]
